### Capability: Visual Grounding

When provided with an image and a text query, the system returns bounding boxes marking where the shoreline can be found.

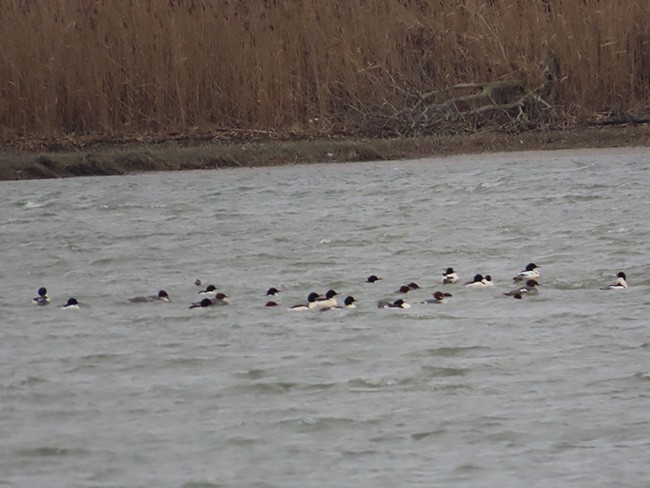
[1,124,649,181]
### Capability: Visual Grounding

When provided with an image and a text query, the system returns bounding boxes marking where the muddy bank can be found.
[1,125,649,181]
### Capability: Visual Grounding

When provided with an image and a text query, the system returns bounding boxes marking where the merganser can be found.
[504,280,540,297]
[600,272,628,290]
[422,291,452,304]
[378,298,411,309]
[311,289,338,310]
[513,263,540,282]
[198,284,218,296]
[189,298,214,309]
[32,287,51,306]
[265,287,280,296]
[465,274,486,288]
[190,292,229,308]
[442,268,459,284]
[482,275,494,286]
[61,297,79,310]
[129,290,172,303]
[366,275,382,283]
[334,296,356,309]
[289,292,321,311]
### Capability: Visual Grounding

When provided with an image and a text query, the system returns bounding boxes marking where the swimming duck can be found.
[311,289,338,310]
[289,292,321,311]
[442,268,459,284]
[129,290,172,303]
[504,280,540,297]
[377,298,411,309]
[422,291,452,304]
[61,297,80,310]
[32,287,51,306]
[465,274,487,288]
[513,263,540,282]
[334,296,357,309]
[190,292,229,308]
[600,272,628,290]
[189,298,214,309]
[198,284,218,296]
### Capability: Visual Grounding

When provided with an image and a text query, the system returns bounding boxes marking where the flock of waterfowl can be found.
[31,263,628,311]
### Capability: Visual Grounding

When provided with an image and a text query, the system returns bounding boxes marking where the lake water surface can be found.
[1,148,649,487]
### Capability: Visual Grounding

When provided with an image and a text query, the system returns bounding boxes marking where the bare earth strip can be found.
[1,125,649,181]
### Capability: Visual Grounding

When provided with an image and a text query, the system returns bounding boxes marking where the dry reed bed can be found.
[1,0,649,142]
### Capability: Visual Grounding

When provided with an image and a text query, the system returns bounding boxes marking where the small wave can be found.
[17,446,87,457]
[6,376,47,388]
[411,429,446,441]
[348,377,398,389]
[277,415,375,432]
[20,200,43,209]
[179,483,223,488]
[420,365,468,377]
[419,346,486,357]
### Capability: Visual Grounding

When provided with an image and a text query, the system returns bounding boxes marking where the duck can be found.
[265,287,280,296]
[198,284,218,296]
[482,275,494,287]
[61,297,80,310]
[190,292,229,308]
[504,280,540,297]
[442,268,459,284]
[265,301,279,307]
[129,290,172,303]
[378,298,411,309]
[311,289,338,310]
[32,287,51,306]
[189,298,214,309]
[513,263,540,282]
[600,272,628,290]
[194,278,202,286]
[422,291,452,304]
[366,274,382,283]
[465,274,487,288]
[334,296,357,309]
[289,292,321,311]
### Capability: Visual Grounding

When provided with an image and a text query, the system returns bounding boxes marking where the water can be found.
[1,147,649,487]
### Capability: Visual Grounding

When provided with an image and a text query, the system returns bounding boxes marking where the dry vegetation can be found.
[1,0,649,147]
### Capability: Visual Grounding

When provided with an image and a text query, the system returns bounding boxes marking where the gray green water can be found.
[1,147,649,487]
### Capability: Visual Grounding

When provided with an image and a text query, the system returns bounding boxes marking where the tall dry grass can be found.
[1,0,648,141]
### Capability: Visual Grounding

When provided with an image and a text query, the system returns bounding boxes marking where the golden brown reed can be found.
[1,0,648,141]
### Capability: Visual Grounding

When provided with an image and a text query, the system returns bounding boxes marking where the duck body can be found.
[332,296,356,309]
[513,263,540,282]
[32,287,51,306]
[61,298,80,310]
[601,272,628,290]
[442,268,459,284]
[198,284,218,297]
[378,299,411,309]
[504,280,540,297]
[422,291,452,304]
[190,292,229,308]
[289,292,321,311]
[311,289,338,310]
[129,290,172,303]
[465,274,487,288]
